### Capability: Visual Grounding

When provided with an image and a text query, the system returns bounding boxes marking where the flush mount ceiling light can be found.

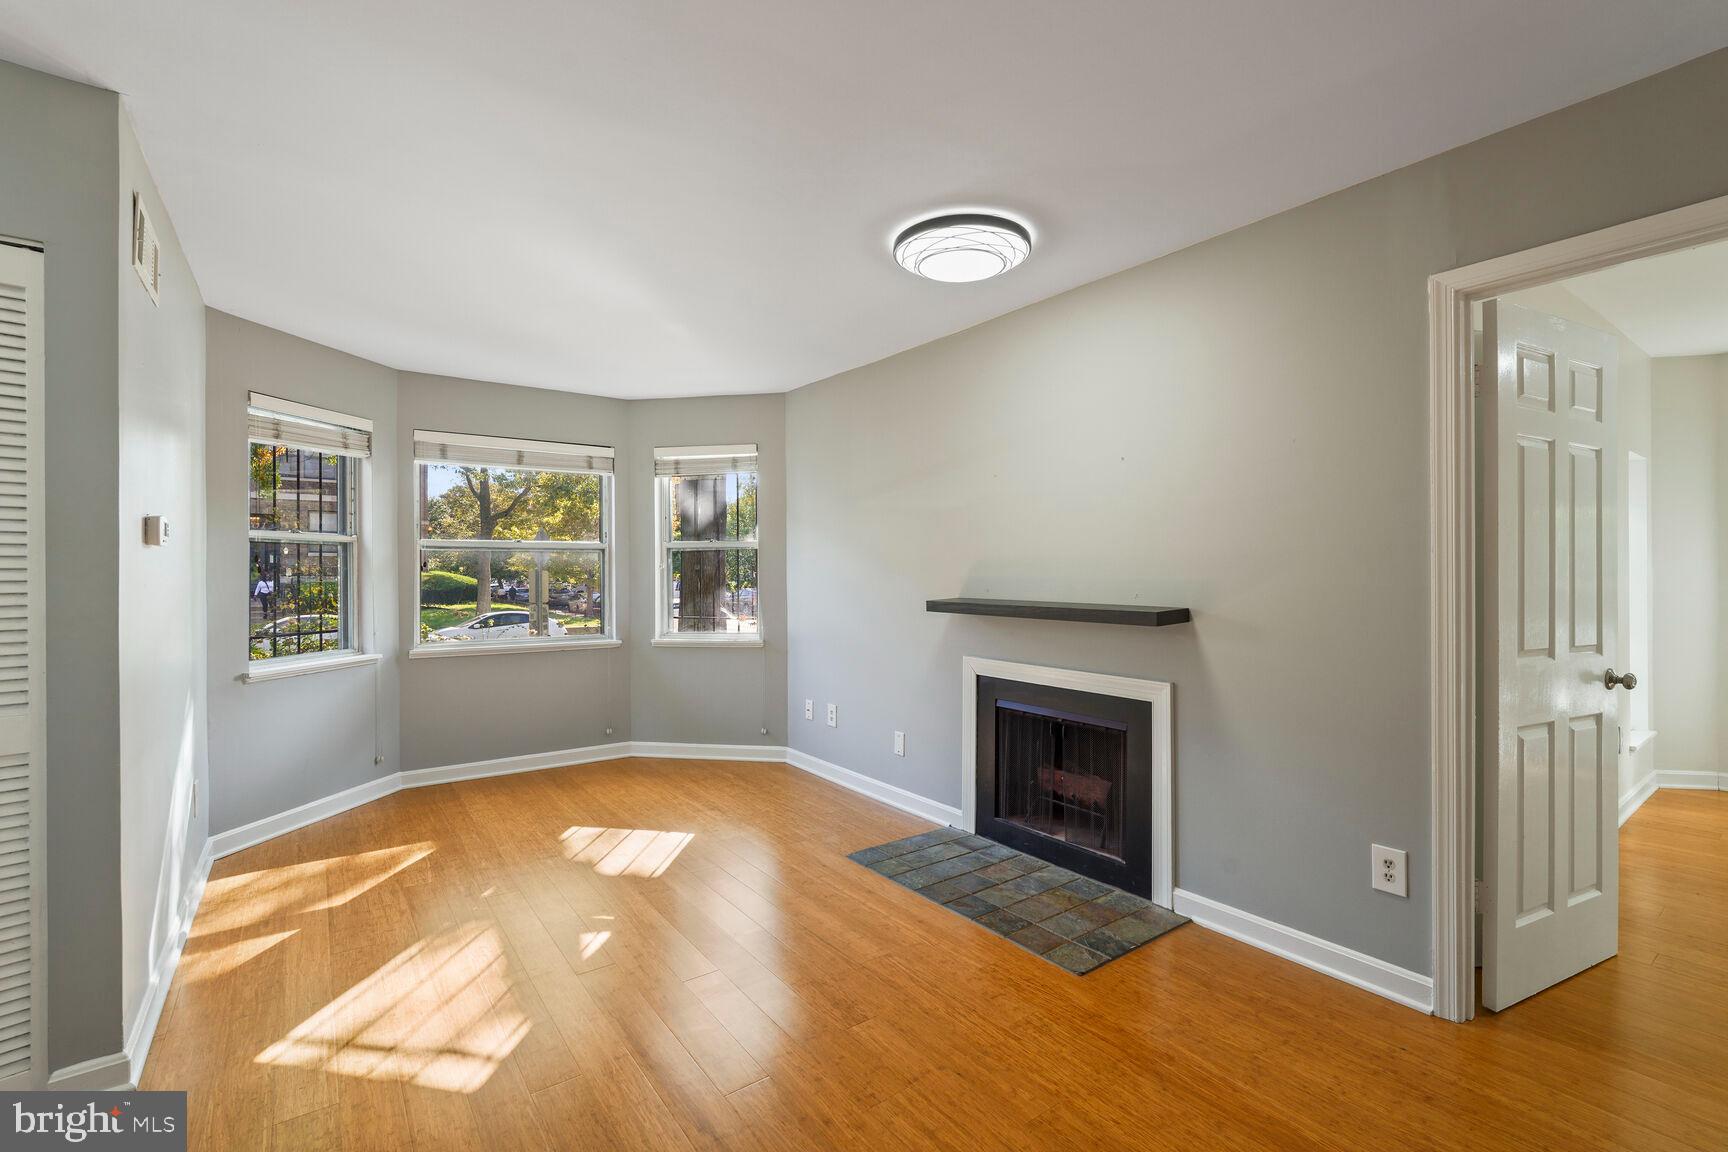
[893,213,1032,283]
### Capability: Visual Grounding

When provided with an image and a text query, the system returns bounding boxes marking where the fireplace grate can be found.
[995,702,1127,862]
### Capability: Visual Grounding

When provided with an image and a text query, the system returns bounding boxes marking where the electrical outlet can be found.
[804,699,814,721]
[893,731,905,757]
[1372,844,1408,897]
[826,703,837,728]
[605,727,614,736]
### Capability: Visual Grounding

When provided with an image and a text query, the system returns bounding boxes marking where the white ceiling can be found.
[4,3,1727,398]
[1564,240,1728,358]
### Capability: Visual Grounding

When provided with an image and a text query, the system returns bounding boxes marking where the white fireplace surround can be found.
[960,656,1173,909]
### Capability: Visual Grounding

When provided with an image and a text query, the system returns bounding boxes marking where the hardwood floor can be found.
[141,762,1728,1151]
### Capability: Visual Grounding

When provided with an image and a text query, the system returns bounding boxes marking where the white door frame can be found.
[1428,191,1728,1023]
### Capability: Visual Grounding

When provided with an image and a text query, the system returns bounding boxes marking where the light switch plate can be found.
[804,699,814,721]
[893,731,905,756]
[1372,844,1408,898]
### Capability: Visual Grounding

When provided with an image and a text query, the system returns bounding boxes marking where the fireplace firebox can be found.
[975,675,1152,897]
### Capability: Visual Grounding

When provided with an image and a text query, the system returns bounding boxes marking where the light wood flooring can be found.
[140,761,1728,1151]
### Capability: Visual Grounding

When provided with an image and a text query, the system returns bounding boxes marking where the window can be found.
[655,444,759,641]
[247,395,371,663]
[414,430,615,650]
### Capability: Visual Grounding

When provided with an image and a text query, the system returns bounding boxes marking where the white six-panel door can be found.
[1483,300,1621,1011]
[0,242,44,1086]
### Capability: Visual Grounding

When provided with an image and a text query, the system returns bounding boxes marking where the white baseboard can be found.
[47,1051,133,1092]
[1655,769,1728,791]
[783,748,962,827]
[211,741,966,863]
[1618,773,1659,826]
[398,742,633,789]
[1172,888,1434,1014]
[125,841,214,1087]
[210,772,401,859]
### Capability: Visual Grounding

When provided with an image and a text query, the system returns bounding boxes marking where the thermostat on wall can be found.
[143,515,170,546]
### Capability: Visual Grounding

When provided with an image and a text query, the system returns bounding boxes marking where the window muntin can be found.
[247,443,357,662]
[414,434,614,648]
[656,447,759,639]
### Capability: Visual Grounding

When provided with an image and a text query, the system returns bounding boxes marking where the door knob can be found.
[1605,668,1638,690]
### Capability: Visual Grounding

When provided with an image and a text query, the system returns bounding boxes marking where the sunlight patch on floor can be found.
[560,826,694,877]
[199,842,436,934]
[176,929,297,985]
[256,922,527,1093]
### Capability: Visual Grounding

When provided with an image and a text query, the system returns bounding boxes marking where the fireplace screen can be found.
[994,702,1128,862]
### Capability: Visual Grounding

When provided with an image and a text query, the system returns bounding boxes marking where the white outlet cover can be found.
[804,699,814,720]
[1371,843,1408,898]
[826,703,837,727]
[893,731,905,756]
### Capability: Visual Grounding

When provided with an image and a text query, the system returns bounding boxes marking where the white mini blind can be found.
[414,430,614,474]
[248,393,372,458]
[0,243,42,1086]
[654,443,758,478]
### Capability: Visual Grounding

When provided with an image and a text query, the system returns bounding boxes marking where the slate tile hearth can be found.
[848,827,1188,974]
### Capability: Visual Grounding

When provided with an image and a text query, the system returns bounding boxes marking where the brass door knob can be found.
[1605,668,1638,690]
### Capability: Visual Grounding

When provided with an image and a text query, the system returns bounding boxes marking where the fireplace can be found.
[975,674,1153,897]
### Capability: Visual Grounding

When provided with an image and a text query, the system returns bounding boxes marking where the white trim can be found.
[126,841,213,1086]
[1654,769,1728,791]
[1618,775,1659,826]
[408,637,622,659]
[1173,889,1434,1014]
[47,1052,134,1092]
[1428,190,1728,1024]
[241,650,381,683]
[650,635,764,648]
[209,773,402,859]
[631,741,787,762]
[783,748,964,826]
[959,656,1173,909]
[1625,728,1657,754]
[412,428,613,460]
[398,742,634,789]
[249,392,372,433]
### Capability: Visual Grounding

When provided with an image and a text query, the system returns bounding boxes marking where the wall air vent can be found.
[131,192,161,304]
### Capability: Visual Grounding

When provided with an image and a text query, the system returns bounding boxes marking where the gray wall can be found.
[206,311,400,832]
[396,373,630,771]
[626,394,786,744]
[1650,354,1728,779]
[0,59,124,1070]
[116,109,209,1045]
[784,48,1728,976]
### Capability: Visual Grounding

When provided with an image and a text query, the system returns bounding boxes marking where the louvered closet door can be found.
[0,243,44,1088]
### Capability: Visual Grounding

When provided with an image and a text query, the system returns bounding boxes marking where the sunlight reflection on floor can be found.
[176,929,298,985]
[559,826,694,877]
[255,922,527,1093]
[199,842,436,935]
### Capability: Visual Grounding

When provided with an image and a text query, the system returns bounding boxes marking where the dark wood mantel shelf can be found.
[925,598,1191,627]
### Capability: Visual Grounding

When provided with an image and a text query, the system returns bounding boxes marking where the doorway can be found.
[1428,192,1728,1023]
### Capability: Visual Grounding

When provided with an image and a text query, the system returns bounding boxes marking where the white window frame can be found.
[411,430,619,658]
[244,395,372,679]
[653,444,763,647]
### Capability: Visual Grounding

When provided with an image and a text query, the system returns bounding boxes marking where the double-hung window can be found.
[655,444,759,642]
[247,395,370,664]
[414,430,615,651]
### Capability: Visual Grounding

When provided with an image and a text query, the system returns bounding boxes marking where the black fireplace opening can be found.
[976,676,1152,897]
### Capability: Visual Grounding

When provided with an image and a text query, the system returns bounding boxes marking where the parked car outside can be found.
[432,610,567,641]
[249,614,342,659]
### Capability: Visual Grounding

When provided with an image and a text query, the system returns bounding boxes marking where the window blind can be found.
[654,443,758,477]
[414,430,614,474]
[248,394,372,458]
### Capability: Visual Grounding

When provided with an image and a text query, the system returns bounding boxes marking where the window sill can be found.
[242,651,381,683]
[650,635,765,648]
[1626,728,1657,754]
[409,637,622,659]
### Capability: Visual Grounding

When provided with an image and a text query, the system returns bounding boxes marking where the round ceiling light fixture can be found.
[893,212,1032,283]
